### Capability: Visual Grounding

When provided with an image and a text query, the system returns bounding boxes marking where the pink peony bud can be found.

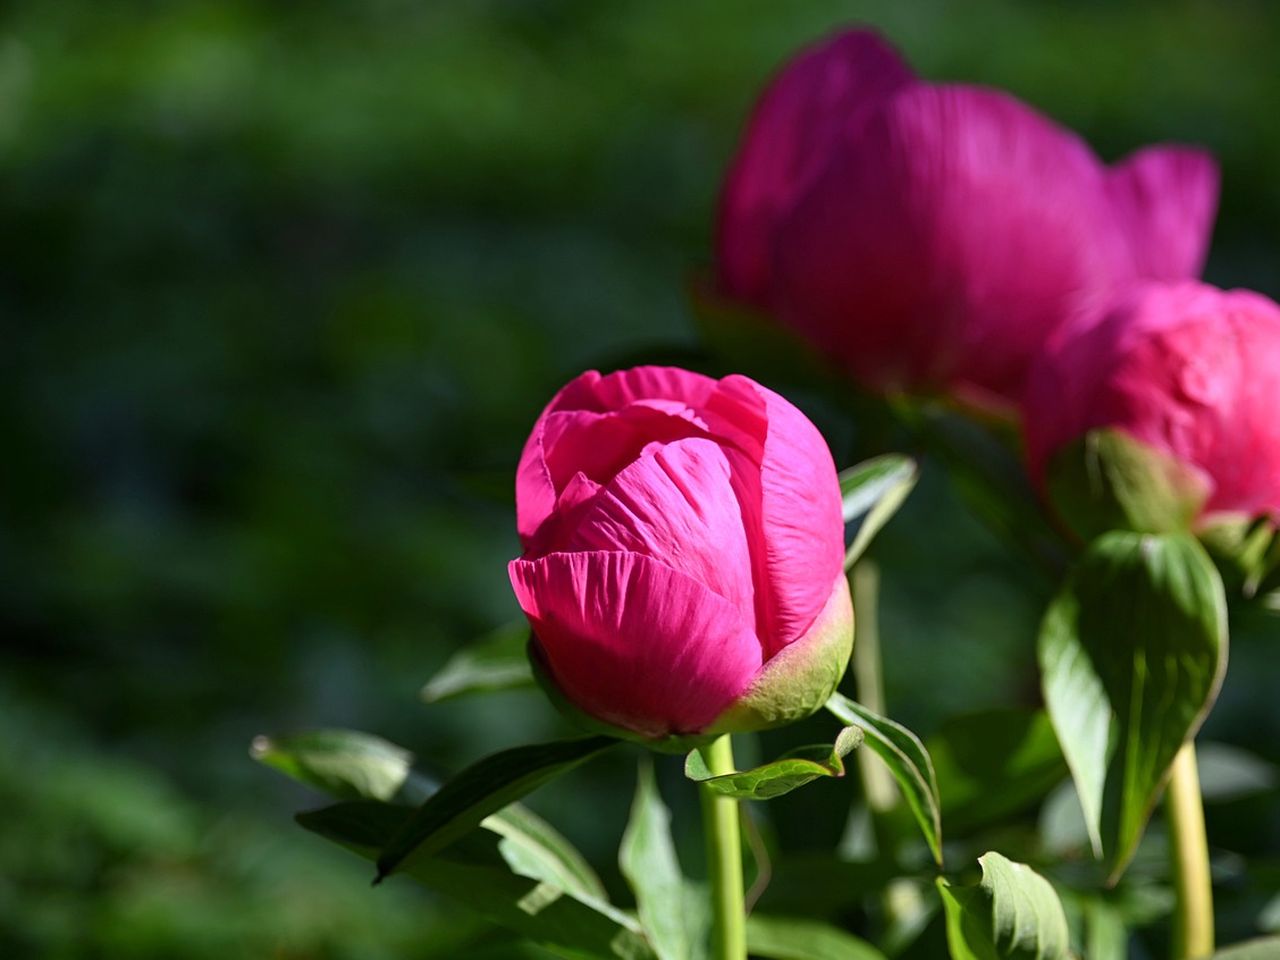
[716,28,1218,407]
[508,366,851,741]
[1024,281,1280,531]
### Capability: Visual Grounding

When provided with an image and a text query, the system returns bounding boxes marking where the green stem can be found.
[852,563,925,944]
[698,734,746,960]
[1167,740,1214,960]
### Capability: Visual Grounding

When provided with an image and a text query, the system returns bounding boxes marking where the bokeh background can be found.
[5,1,1279,957]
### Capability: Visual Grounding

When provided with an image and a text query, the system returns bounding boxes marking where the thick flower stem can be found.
[1168,740,1214,960]
[698,735,746,960]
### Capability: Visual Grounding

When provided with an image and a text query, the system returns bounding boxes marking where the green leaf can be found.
[375,735,618,882]
[421,620,534,703]
[1039,531,1228,879]
[1046,429,1210,542]
[839,454,918,567]
[299,801,655,960]
[928,709,1066,835]
[937,852,1071,960]
[252,727,607,901]
[1210,937,1280,959]
[744,915,887,960]
[619,762,707,960]
[250,729,430,803]
[683,727,862,800]
[825,693,942,865]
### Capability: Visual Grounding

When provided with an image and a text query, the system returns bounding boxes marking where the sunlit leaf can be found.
[619,762,708,960]
[683,727,862,800]
[299,801,654,960]
[937,852,1071,960]
[252,727,606,900]
[421,620,534,703]
[839,455,918,567]
[1039,531,1227,879]
[826,693,942,865]
[375,735,618,881]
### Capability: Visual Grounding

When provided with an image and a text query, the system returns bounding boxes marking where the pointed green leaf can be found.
[937,852,1071,960]
[252,727,606,901]
[744,914,887,960]
[839,455,918,567]
[619,762,707,960]
[1039,531,1228,879]
[250,729,430,803]
[421,620,534,703]
[825,693,942,865]
[683,727,862,800]
[375,735,618,881]
[299,801,655,960]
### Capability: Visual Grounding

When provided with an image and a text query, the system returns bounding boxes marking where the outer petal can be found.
[717,29,915,306]
[539,438,756,625]
[1108,146,1219,281]
[709,376,844,657]
[509,551,763,737]
[773,83,1122,401]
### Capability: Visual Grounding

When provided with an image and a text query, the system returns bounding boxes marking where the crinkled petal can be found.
[509,551,763,737]
[544,438,756,626]
[1108,145,1218,282]
[717,29,915,306]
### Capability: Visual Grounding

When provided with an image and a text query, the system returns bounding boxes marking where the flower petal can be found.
[709,377,844,657]
[509,551,763,737]
[773,83,1123,401]
[541,438,756,626]
[717,29,915,306]
[1108,145,1219,281]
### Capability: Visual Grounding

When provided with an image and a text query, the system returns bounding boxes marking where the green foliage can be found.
[744,915,887,960]
[937,853,1072,960]
[619,763,709,960]
[421,620,535,703]
[839,455,919,568]
[298,801,655,960]
[1039,531,1228,879]
[375,736,618,881]
[825,693,943,865]
[684,727,862,800]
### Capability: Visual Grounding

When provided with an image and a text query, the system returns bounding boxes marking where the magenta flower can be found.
[716,28,1218,407]
[508,366,851,740]
[1025,281,1280,524]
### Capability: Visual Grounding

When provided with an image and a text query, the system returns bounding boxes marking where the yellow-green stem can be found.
[698,735,746,960]
[1167,740,1214,959]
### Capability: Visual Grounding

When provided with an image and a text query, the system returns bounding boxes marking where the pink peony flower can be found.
[716,28,1218,407]
[1024,281,1280,524]
[509,366,851,740]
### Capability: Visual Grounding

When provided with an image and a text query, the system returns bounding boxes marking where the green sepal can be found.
[1046,428,1210,541]
[708,573,854,734]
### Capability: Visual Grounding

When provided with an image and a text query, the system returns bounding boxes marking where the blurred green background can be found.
[4,1,1279,957]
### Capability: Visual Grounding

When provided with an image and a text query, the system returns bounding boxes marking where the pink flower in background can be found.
[1024,281,1280,522]
[716,28,1218,407]
[509,366,851,739]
